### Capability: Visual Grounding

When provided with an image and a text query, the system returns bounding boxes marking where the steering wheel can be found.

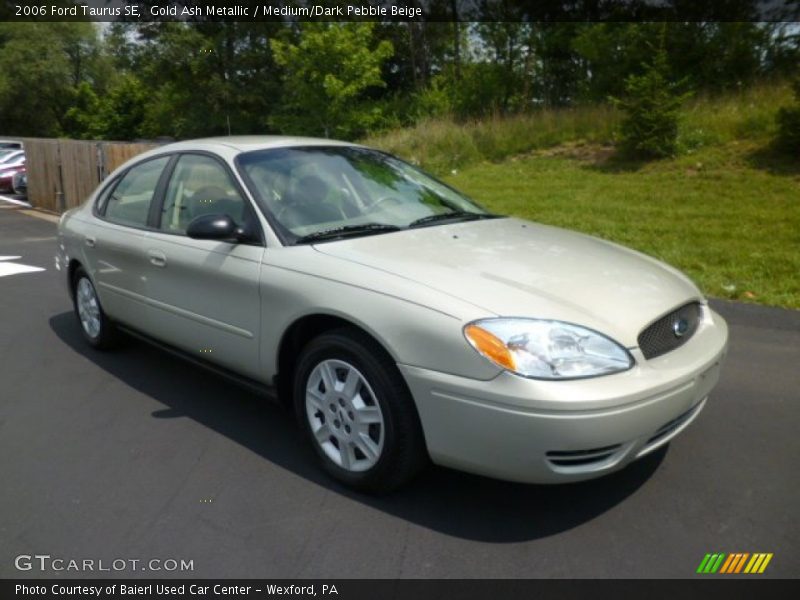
[367,195,403,213]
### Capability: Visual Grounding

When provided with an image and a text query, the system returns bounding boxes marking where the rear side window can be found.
[103,156,170,228]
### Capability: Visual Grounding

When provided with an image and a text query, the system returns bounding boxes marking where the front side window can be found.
[159,154,249,234]
[237,146,492,243]
[103,156,170,228]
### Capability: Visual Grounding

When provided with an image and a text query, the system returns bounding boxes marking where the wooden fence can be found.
[20,138,159,213]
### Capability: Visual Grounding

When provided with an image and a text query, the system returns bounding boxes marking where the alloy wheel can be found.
[76,277,102,339]
[305,359,385,472]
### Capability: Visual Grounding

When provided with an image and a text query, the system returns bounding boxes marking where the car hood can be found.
[314,218,703,347]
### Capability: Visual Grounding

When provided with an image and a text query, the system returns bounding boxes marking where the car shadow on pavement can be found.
[50,311,666,543]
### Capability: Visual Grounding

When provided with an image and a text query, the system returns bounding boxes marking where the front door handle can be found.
[84,236,96,248]
[148,249,167,268]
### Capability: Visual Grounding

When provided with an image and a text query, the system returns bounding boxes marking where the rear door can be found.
[139,153,265,380]
[84,155,172,326]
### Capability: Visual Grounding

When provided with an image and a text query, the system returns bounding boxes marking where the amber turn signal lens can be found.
[464,324,516,371]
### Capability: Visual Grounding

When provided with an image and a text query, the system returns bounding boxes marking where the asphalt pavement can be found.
[1,203,798,579]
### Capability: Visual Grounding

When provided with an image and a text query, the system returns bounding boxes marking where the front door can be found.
[139,153,265,380]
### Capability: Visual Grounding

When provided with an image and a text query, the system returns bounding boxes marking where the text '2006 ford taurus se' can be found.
[56,136,728,492]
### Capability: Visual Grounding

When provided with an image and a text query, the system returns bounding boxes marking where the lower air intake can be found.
[546,444,622,468]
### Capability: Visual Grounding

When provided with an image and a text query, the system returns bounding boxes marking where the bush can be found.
[614,44,691,158]
[776,78,800,152]
[412,76,454,119]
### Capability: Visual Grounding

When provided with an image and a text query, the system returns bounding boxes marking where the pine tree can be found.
[614,39,690,158]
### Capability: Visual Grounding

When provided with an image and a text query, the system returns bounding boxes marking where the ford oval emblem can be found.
[673,317,689,338]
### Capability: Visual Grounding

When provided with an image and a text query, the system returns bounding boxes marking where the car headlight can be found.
[464,318,633,380]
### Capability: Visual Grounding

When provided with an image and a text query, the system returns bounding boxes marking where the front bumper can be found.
[399,306,729,484]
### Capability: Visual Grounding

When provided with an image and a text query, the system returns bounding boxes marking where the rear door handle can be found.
[84,236,96,248]
[148,249,167,268]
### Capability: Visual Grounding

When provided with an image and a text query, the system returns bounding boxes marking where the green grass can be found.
[442,142,800,309]
[364,104,620,174]
[680,82,795,148]
[365,81,795,175]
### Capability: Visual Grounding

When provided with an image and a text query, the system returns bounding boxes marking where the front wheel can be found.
[294,329,427,493]
[72,268,119,350]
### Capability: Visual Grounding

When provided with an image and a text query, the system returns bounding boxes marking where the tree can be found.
[120,21,284,139]
[528,23,585,107]
[61,82,101,139]
[0,23,98,136]
[573,23,656,103]
[613,39,691,159]
[270,23,393,139]
[475,19,531,113]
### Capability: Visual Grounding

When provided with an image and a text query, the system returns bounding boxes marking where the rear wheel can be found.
[72,267,119,350]
[294,329,427,492]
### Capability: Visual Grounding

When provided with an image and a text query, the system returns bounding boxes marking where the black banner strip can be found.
[3,579,799,600]
[2,1,799,23]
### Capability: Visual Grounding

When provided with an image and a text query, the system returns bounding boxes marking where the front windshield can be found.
[237,146,491,242]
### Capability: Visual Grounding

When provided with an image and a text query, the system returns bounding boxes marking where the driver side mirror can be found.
[186,214,247,242]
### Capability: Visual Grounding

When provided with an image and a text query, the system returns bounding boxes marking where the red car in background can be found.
[0,151,25,193]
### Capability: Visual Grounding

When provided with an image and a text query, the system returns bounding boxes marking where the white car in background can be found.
[56,137,728,492]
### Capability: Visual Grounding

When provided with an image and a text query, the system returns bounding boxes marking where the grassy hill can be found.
[366,82,800,309]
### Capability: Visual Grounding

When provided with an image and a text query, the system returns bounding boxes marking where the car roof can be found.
[113,136,365,179]
[158,136,360,153]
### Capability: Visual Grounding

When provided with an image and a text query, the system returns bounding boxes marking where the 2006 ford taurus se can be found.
[56,136,728,491]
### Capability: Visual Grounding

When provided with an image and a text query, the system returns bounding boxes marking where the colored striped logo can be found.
[696,553,773,574]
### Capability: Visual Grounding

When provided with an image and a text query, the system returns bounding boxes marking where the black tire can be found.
[293,328,428,493]
[71,267,119,350]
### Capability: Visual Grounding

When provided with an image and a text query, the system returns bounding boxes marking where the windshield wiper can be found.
[408,212,502,229]
[294,223,402,244]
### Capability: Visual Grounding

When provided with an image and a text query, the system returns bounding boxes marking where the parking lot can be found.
[1,203,798,578]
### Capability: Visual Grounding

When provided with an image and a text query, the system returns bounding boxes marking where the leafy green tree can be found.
[63,74,148,141]
[0,23,93,136]
[574,24,659,103]
[613,41,691,159]
[475,20,531,113]
[0,22,112,137]
[62,81,102,139]
[374,20,458,96]
[96,74,149,141]
[122,22,283,139]
[528,23,586,107]
[270,23,393,139]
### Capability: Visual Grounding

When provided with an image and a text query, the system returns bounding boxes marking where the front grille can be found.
[638,302,701,359]
[546,444,622,468]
